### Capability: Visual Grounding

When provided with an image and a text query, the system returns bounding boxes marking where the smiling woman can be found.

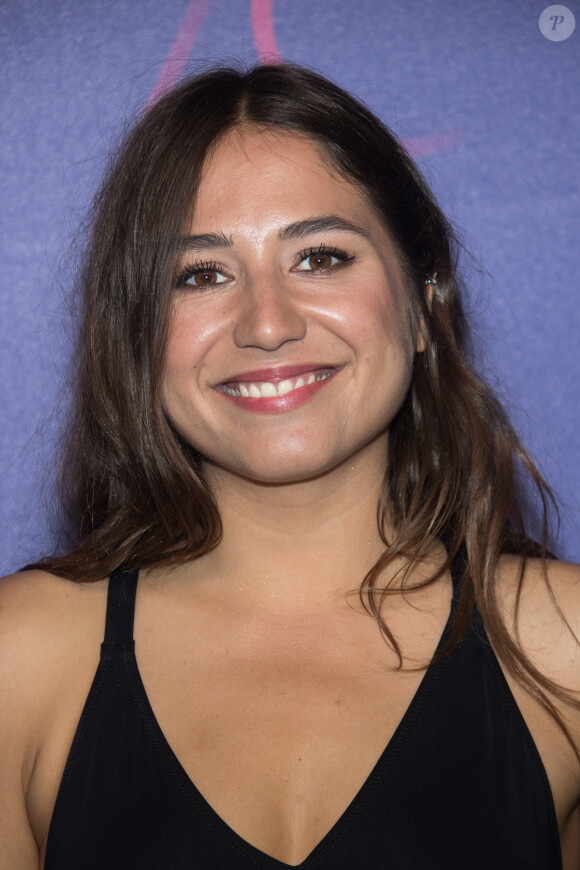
[163,129,416,483]
[1,64,579,870]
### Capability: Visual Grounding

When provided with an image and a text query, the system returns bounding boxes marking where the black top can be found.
[44,563,562,869]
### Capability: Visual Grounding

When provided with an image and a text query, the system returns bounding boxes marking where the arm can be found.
[0,572,44,868]
[0,569,106,868]
[502,556,580,734]
[496,555,580,862]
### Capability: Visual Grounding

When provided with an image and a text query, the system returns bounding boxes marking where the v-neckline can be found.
[123,576,457,869]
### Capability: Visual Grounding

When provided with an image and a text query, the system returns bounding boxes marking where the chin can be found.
[203,446,368,488]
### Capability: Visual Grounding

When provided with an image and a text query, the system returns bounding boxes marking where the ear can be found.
[415,274,436,353]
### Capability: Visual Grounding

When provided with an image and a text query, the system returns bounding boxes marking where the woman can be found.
[0,63,578,869]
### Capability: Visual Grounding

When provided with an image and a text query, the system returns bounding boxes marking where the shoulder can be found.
[495,554,580,726]
[493,555,580,847]
[0,566,108,743]
[496,554,580,647]
[0,569,108,861]
[0,567,108,669]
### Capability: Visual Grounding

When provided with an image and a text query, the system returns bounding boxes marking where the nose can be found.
[232,273,307,351]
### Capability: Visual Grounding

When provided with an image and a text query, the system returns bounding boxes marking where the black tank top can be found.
[44,564,562,869]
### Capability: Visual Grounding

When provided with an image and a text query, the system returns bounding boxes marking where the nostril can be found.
[232,292,307,351]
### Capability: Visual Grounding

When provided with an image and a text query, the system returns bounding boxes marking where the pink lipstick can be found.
[215,365,341,413]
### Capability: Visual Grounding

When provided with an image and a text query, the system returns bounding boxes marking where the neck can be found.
[191,444,391,612]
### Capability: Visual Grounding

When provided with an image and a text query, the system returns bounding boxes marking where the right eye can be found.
[177,263,229,288]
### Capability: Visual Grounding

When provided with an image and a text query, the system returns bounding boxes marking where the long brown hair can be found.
[37,63,574,738]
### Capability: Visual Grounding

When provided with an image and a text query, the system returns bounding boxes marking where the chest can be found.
[43,624,565,870]
[125,593,562,867]
[135,611,432,863]
[40,579,567,869]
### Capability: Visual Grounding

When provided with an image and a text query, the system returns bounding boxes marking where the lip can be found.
[214,364,343,413]
[217,363,339,385]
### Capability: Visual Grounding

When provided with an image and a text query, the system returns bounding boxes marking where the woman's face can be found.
[162,127,422,484]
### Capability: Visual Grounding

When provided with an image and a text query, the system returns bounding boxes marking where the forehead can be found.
[191,126,382,234]
[201,126,344,184]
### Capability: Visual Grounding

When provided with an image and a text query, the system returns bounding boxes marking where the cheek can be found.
[161,314,203,422]
[165,331,197,379]
[343,280,415,358]
[163,301,223,377]
[353,290,417,413]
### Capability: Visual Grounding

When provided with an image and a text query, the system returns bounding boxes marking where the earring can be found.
[424,272,438,286]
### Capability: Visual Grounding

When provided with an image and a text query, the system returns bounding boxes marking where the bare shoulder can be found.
[496,554,580,664]
[0,569,108,866]
[494,556,580,865]
[495,553,580,740]
[0,567,108,681]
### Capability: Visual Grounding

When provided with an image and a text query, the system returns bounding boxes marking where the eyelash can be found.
[175,261,226,288]
[175,245,354,289]
[295,245,353,272]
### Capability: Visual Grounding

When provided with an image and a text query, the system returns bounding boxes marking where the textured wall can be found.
[1,0,578,572]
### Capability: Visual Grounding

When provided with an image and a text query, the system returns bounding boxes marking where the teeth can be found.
[277,378,294,396]
[223,370,334,398]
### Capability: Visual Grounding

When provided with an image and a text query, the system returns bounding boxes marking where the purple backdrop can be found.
[1,0,578,573]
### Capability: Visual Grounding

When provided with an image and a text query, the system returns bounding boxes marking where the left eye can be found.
[296,251,342,271]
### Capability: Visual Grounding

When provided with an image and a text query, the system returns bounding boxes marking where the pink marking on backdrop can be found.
[251,0,282,63]
[148,0,213,106]
[402,124,469,158]
[149,0,463,157]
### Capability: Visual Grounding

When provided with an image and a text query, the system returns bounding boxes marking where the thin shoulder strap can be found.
[103,566,139,644]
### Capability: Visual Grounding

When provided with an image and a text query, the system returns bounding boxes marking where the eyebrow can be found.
[278,216,372,243]
[174,231,232,253]
[175,215,372,253]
